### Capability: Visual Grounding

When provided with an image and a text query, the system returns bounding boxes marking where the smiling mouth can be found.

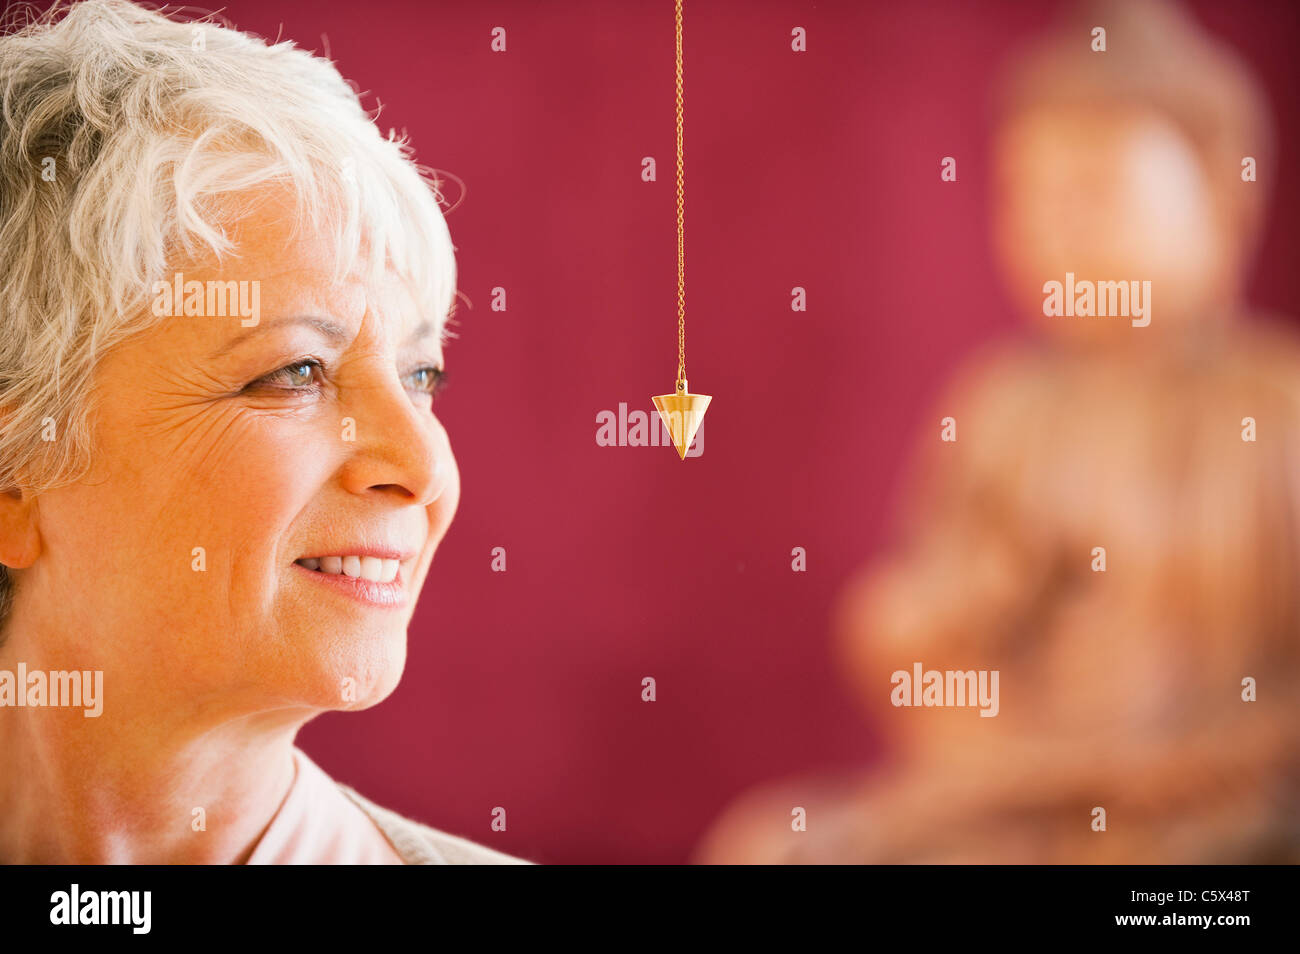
[294,556,400,583]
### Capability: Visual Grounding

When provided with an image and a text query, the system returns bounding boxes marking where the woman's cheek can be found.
[193,407,338,504]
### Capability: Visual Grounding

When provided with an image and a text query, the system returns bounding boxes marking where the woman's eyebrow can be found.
[404,318,441,345]
[208,315,350,359]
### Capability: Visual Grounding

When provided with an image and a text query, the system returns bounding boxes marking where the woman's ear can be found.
[0,487,41,569]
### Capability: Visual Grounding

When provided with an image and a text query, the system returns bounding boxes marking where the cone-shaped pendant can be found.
[652,378,711,460]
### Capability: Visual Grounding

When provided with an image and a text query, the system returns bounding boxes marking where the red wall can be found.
[87,0,1300,863]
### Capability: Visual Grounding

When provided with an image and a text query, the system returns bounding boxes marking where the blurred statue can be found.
[697,0,1300,864]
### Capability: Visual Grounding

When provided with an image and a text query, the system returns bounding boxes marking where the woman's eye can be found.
[256,358,323,391]
[405,365,447,398]
[246,360,442,400]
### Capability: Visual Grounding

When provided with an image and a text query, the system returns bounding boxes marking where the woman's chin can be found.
[292,636,409,712]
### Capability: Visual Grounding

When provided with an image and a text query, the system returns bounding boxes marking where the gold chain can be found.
[674,0,686,389]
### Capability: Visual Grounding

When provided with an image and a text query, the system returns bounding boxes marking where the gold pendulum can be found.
[653,0,711,460]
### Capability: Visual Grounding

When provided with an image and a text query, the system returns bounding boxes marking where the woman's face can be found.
[14,193,460,718]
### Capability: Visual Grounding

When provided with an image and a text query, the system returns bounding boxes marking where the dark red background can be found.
[43,0,1300,863]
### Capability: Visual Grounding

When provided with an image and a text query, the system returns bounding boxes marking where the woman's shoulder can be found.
[335,781,535,865]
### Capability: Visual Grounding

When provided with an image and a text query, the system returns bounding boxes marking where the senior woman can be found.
[0,0,528,864]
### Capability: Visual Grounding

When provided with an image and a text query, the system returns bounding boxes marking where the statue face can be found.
[993,104,1233,339]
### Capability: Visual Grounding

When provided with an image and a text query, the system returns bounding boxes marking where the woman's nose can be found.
[336,374,452,508]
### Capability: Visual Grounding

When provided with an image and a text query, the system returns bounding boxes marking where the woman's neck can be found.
[0,641,309,863]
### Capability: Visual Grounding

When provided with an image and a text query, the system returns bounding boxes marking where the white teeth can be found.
[298,555,400,583]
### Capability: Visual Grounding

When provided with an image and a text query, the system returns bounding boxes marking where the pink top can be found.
[246,747,404,865]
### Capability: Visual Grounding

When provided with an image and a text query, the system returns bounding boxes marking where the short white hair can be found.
[0,0,458,624]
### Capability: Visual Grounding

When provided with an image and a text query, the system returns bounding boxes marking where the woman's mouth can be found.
[295,555,399,583]
[292,555,406,607]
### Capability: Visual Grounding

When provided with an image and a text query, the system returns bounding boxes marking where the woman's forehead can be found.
[144,262,436,367]
[174,200,433,339]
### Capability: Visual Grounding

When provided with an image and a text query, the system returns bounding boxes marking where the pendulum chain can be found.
[651,0,712,460]
[675,0,686,392]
